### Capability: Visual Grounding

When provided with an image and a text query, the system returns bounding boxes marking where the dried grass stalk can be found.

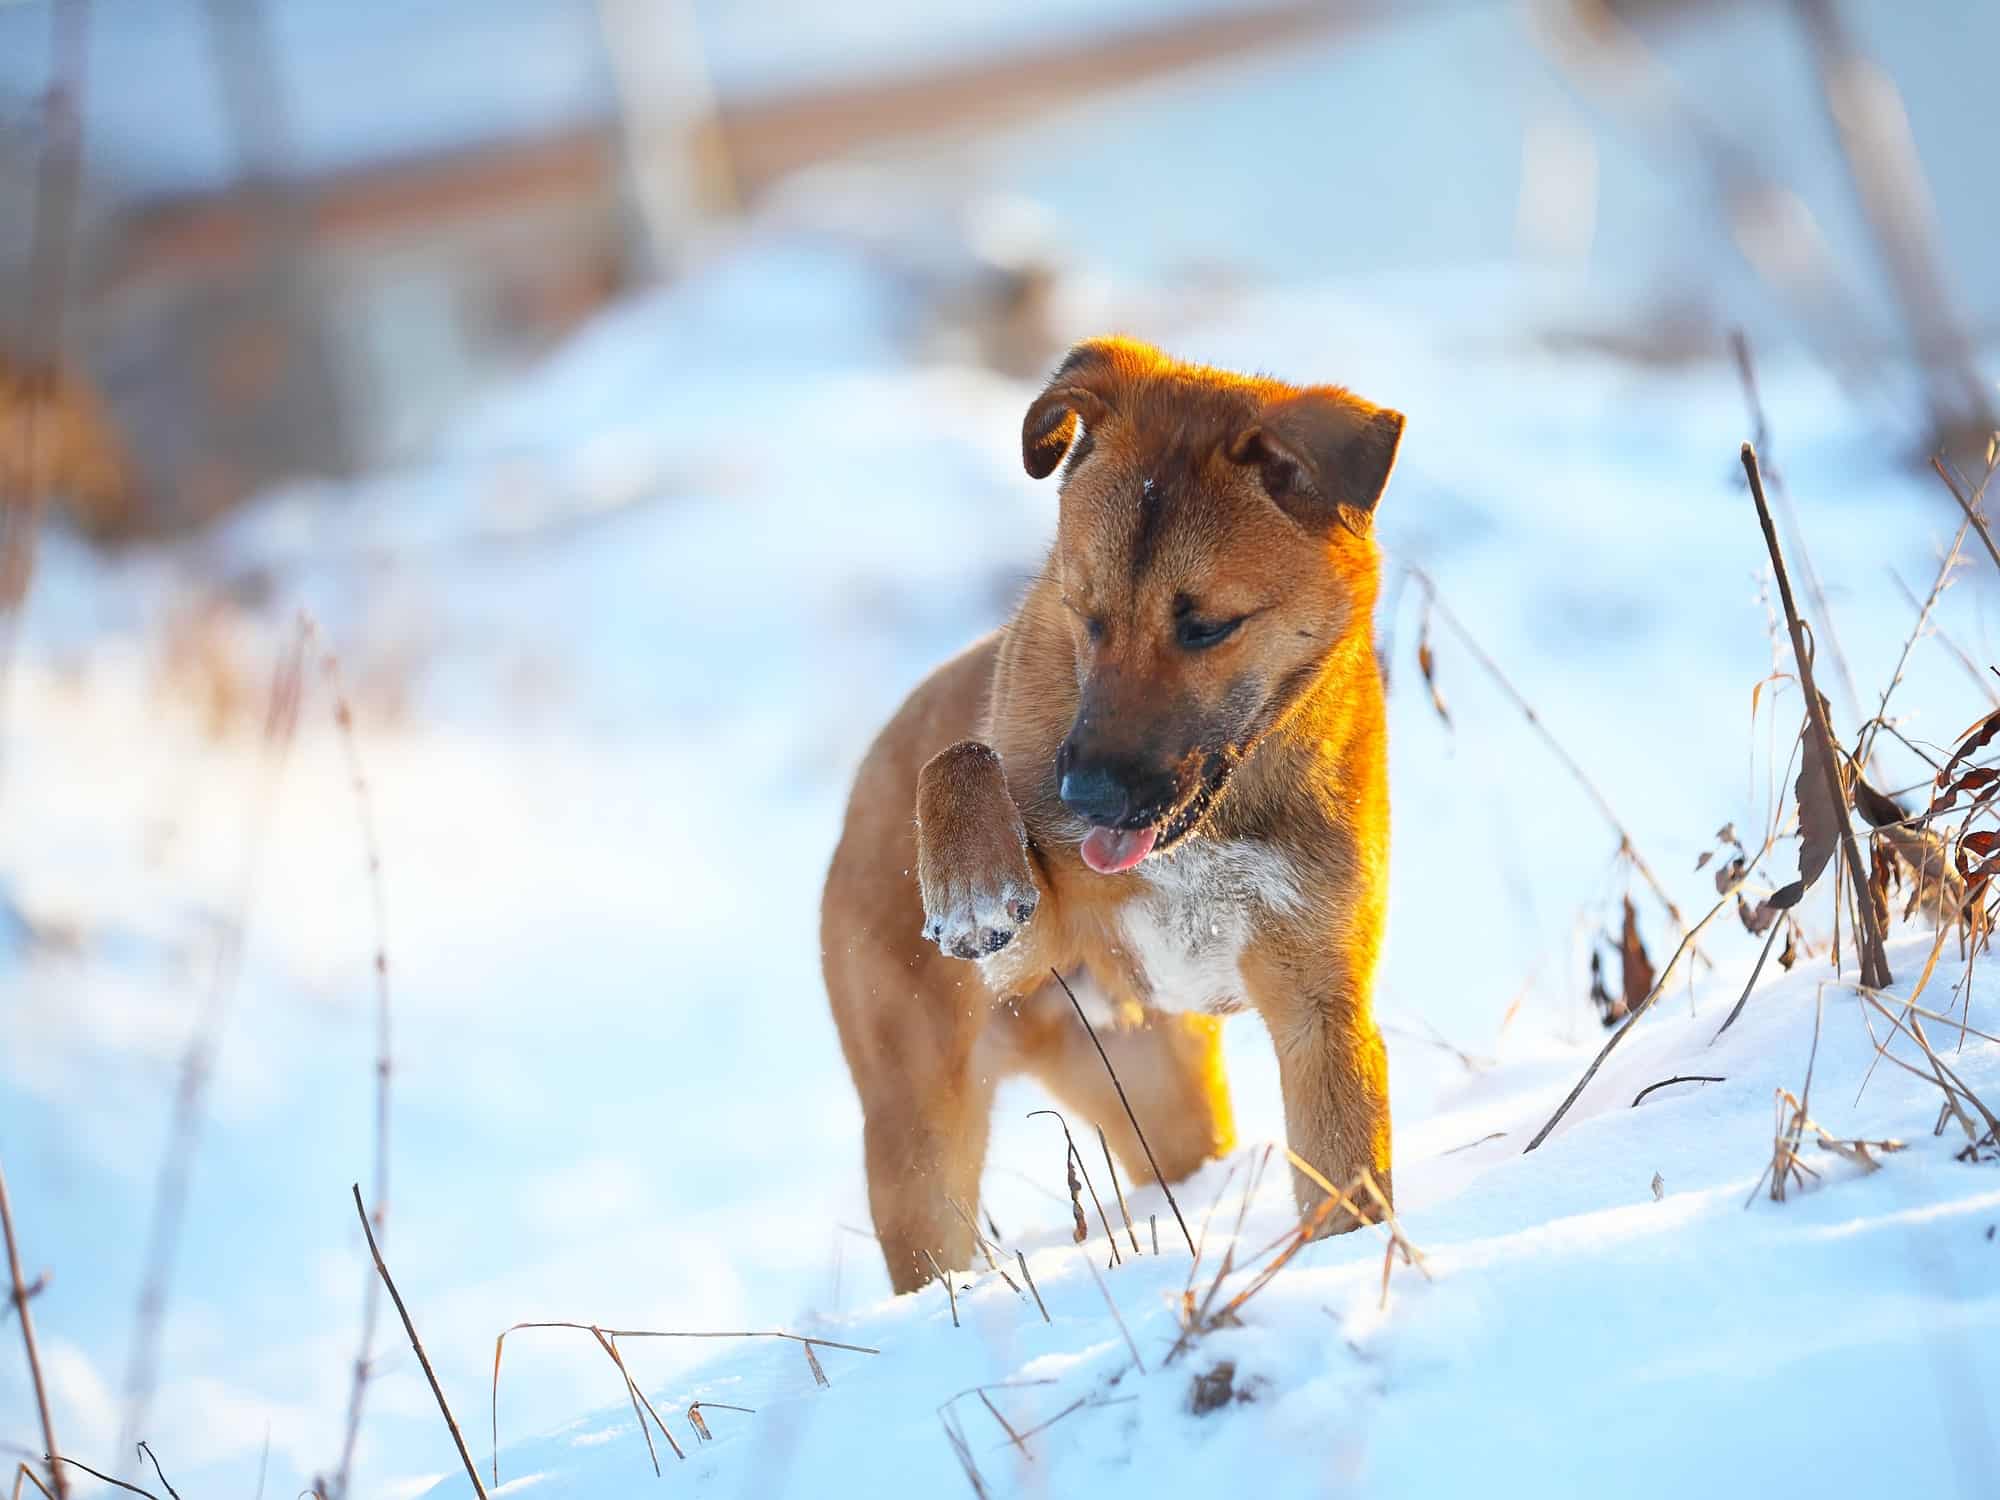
[1,1158,64,1499]
[351,1185,488,1499]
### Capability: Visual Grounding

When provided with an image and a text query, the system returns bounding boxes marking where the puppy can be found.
[822,337,1403,1292]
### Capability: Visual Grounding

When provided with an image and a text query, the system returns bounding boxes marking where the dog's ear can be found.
[1021,340,1125,479]
[1228,389,1404,536]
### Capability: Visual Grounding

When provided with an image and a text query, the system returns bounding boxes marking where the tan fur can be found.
[822,338,1403,1292]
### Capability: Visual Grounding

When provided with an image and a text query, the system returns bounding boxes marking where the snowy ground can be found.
[465,932,2000,1499]
[8,8,2000,1485]
[5,225,1997,1496]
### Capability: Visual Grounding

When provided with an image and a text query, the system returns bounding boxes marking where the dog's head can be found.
[1021,337,1403,873]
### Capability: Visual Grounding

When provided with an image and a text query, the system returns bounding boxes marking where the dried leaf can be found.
[1702,824,1746,887]
[802,1342,828,1388]
[1867,835,1894,935]
[1876,823,1967,927]
[1066,1150,1088,1244]
[1937,705,2000,790]
[1738,892,1779,936]
[1851,773,1906,829]
[1930,765,2000,818]
[688,1406,712,1442]
[1416,602,1451,729]
[1779,924,1798,971]
[1588,949,1619,1029]
[1617,896,1654,1019]
[1767,726,1848,911]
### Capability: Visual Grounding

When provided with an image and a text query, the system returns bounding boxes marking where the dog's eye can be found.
[1176,615,1244,651]
[1062,595,1106,643]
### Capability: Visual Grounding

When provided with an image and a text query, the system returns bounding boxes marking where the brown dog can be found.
[822,337,1403,1293]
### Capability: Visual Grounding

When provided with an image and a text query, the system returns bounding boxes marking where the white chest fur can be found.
[1118,839,1304,1014]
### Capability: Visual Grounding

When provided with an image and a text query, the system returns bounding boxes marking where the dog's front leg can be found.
[915,741,1041,960]
[1242,941,1393,1233]
[849,740,1039,1292]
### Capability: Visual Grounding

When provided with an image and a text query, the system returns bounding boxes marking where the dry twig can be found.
[1730,332,1863,728]
[42,1460,154,1500]
[938,1405,991,1500]
[1526,835,1773,1151]
[1742,441,1890,990]
[1026,1107,1120,1265]
[946,1196,1019,1294]
[0,1158,64,1498]
[0,0,89,769]
[490,1321,877,1483]
[351,1185,488,1499]
[1096,1127,1142,1256]
[1712,913,1787,1041]
[133,1444,178,1500]
[1016,1251,1049,1323]
[1050,970,1196,1256]
[686,1401,753,1443]
[1631,1075,1726,1107]
[125,626,308,1453]
[937,1381,1057,1467]
[1858,506,1976,771]
[592,1326,680,1474]
[1077,1248,1144,1373]
[1934,455,2000,582]
[1401,565,1688,940]
[322,644,395,1500]
[923,1250,960,1328]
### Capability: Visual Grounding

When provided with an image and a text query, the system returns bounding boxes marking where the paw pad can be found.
[924,879,1039,963]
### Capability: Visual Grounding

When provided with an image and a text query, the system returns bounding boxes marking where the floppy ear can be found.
[1021,341,1121,479]
[1228,388,1405,536]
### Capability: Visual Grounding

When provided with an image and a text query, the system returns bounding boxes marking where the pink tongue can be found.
[1080,825,1158,875]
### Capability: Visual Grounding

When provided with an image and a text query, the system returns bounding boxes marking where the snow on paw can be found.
[914,738,1038,964]
[922,875,1038,962]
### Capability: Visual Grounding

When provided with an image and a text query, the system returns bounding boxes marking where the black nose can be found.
[1059,764,1131,826]
[1057,755,1176,827]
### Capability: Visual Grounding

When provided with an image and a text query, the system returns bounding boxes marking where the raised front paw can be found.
[916,741,1040,962]
[924,876,1039,960]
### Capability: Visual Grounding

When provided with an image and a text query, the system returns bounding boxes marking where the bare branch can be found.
[1730,331,1862,729]
[1049,970,1196,1256]
[350,1185,488,1500]
[0,1158,65,1498]
[124,626,308,1452]
[1742,442,1891,989]
[321,644,395,1500]
[1631,1076,1726,1107]
[1401,565,1689,941]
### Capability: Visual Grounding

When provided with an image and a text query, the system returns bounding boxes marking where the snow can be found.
[461,935,2000,1499]
[7,12,2000,1494]
[6,221,1996,1495]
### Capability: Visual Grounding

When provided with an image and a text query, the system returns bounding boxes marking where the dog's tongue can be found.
[1080,825,1157,875]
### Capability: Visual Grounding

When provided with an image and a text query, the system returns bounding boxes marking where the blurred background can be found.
[2,1,1997,1495]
